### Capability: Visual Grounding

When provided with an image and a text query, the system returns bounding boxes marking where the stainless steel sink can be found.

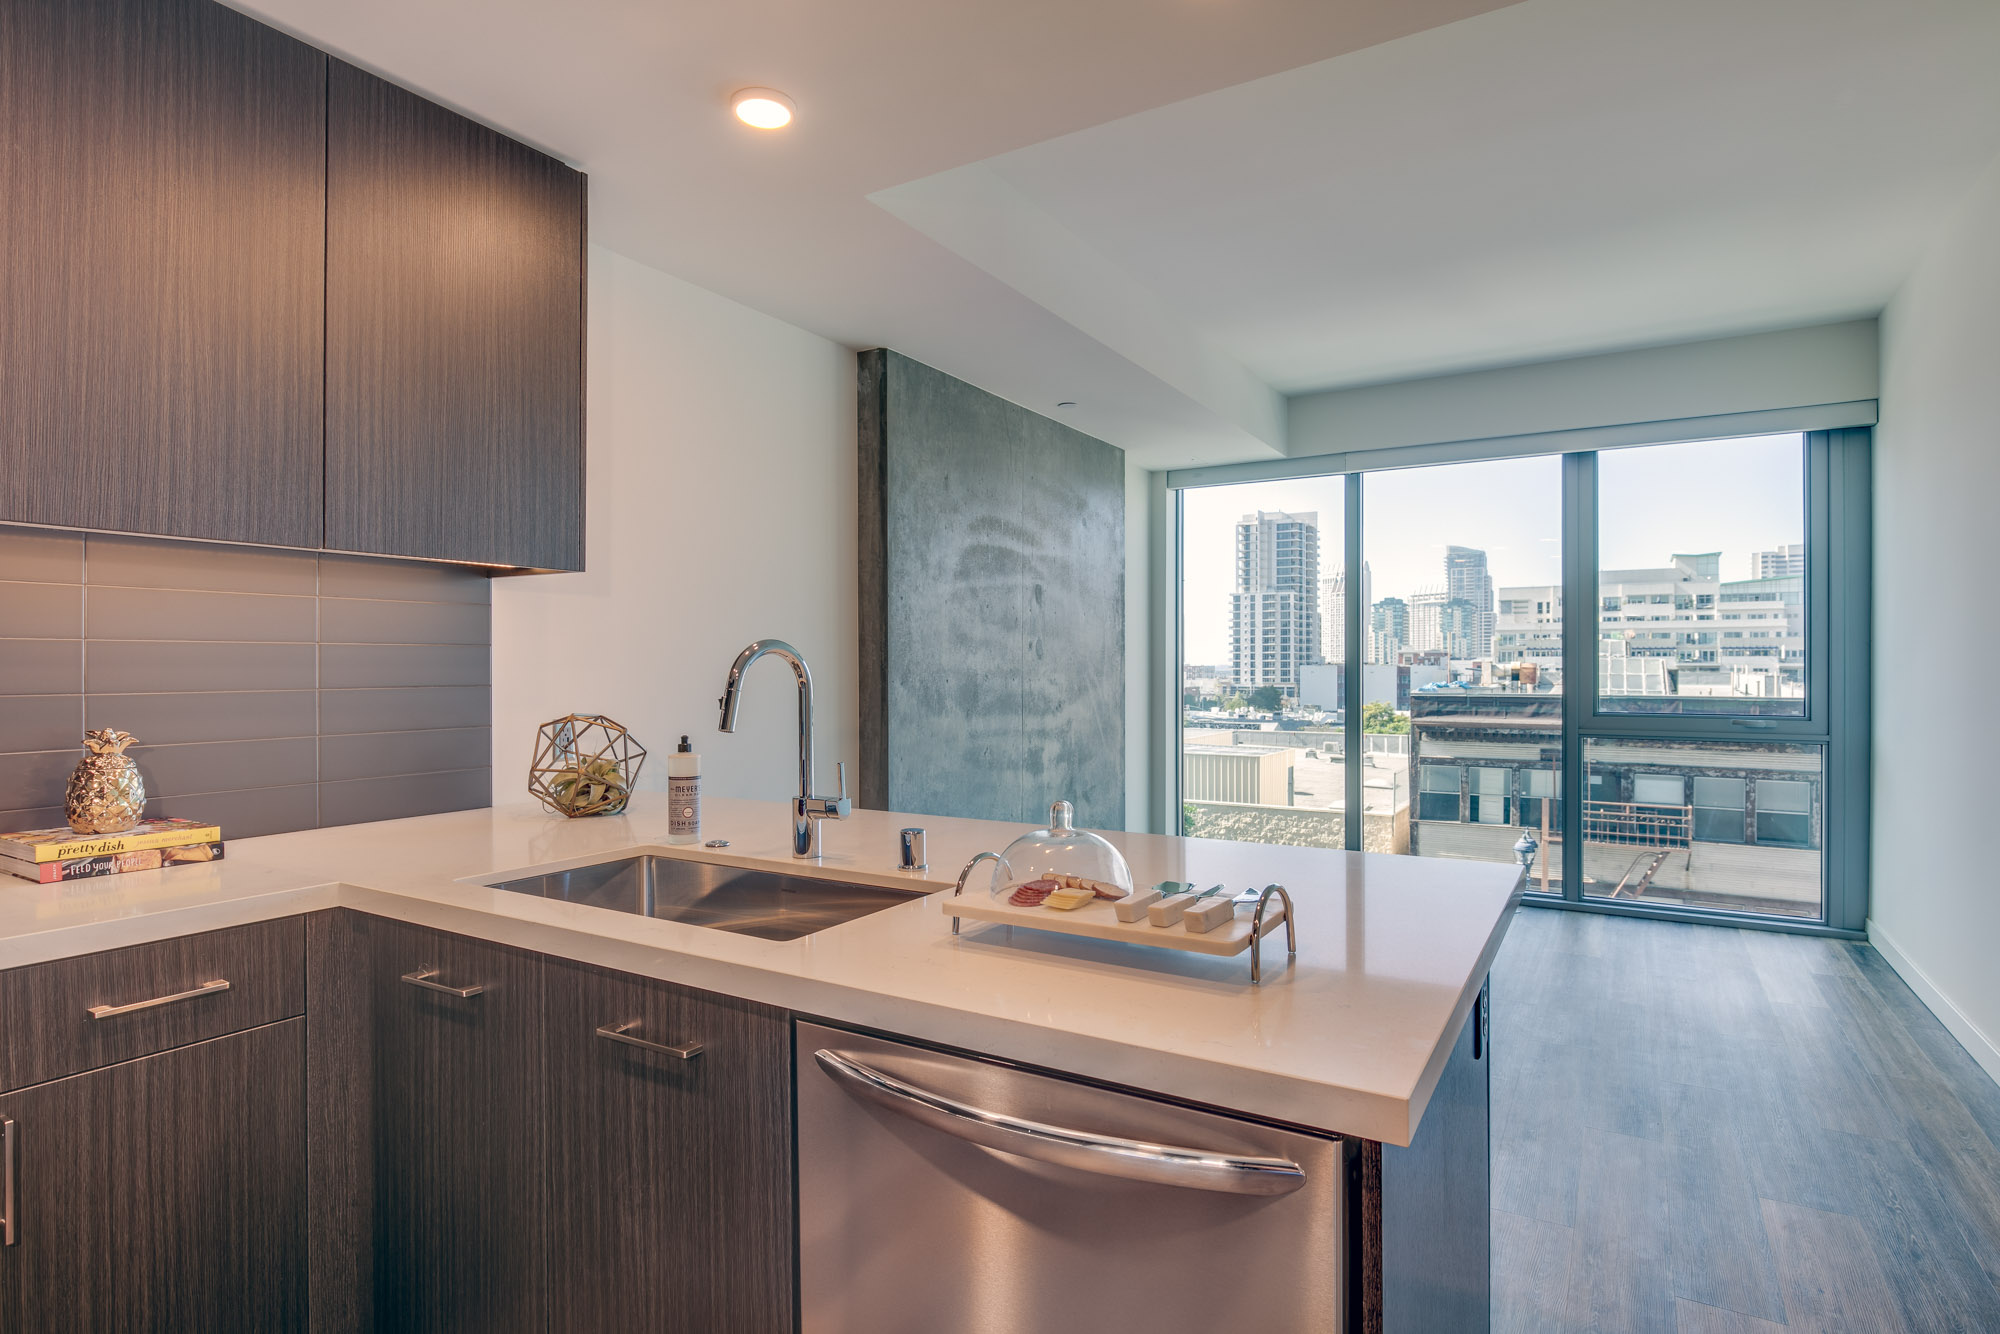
[487,855,921,941]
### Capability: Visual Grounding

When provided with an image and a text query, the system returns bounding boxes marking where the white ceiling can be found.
[236,0,2000,469]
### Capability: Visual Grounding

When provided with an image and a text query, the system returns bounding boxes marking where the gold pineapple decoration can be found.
[66,729,147,834]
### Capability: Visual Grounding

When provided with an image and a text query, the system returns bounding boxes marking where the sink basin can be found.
[486,855,922,941]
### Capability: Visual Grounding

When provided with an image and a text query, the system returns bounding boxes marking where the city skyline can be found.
[1185,434,1806,666]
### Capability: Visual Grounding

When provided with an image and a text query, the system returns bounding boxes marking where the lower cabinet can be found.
[544,958,795,1333]
[0,914,804,1332]
[366,918,547,1334]
[0,1021,308,1332]
[337,916,797,1334]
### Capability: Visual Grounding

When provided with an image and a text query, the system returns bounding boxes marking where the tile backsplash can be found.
[0,526,491,838]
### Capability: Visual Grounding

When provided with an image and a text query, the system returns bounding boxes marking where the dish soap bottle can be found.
[667,735,700,845]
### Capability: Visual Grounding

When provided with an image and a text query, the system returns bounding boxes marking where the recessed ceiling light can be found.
[732,88,795,130]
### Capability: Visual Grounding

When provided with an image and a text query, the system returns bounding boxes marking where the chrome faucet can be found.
[718,639,850,858]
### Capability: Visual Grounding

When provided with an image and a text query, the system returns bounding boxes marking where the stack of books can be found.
[0,818,225,884]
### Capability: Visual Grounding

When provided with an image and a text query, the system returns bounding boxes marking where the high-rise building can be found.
[1494,585,1563,676]
[1408,585,1447,654]
[1753,543,1806,579]
[1229,510,1320,690]
[1444,545,1495,657]
[1410,583,1483,660]
[1318,561,1370,664]
[1371,597,1409,663]
[1598,551,1803,699]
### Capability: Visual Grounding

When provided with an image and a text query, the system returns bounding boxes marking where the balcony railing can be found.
[1582,801,1692,848]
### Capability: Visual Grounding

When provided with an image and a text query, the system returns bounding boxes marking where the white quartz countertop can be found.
[0,795,1520,1145]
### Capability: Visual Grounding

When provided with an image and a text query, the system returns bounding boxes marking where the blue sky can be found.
[1181,434,1805,665]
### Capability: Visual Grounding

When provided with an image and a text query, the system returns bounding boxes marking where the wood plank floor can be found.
[1490,906,2000,1333]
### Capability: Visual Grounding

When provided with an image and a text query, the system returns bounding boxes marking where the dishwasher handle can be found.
[813,1049,1306,1197]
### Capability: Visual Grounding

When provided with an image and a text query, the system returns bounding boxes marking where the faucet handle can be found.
[835,762,848,801]
[803,763,852,821]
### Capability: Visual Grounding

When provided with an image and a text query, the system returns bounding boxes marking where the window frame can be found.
[1161,423,1872,937]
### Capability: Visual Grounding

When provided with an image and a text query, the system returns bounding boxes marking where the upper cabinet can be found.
[0,2,585,571]
[326,63,586,572]
[0,0,327,549]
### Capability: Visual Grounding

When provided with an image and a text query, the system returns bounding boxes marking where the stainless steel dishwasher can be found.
[797,1022,1347,1332]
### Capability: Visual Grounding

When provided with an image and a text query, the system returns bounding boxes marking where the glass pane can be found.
[1692,776,1746,808]
[1408,691,1563,890]
[1417,764,1461,823]
[1370,455,1564,886]
[1583,737,1823,919]
[1632,774,1686,806]
[1692,776,1748,844]
[1597,434,1806,717]
[1179,477,1354,850]
[1420,764,1463,792]
[1469,767,1509,824]
[1755,778,1813,847]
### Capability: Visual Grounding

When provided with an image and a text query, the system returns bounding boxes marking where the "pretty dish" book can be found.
[0,817,223,865]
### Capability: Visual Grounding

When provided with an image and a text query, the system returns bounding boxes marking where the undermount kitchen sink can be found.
[486,854,922,941]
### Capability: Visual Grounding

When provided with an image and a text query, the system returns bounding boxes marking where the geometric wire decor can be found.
[527,713,648,818]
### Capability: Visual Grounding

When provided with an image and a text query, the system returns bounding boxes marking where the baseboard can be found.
[1868,918,2000,1088]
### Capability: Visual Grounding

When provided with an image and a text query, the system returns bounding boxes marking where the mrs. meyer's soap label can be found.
[669,775,700,839]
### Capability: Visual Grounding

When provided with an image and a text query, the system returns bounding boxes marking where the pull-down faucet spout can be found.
[718,639,849,858]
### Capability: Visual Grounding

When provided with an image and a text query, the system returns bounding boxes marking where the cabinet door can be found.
[0,1021,308,1333]
[1377,980,1490,1334]
[369,920,546,1334]
[0,0,325,548]
[325,61,586,571]
[545,959,795,1333]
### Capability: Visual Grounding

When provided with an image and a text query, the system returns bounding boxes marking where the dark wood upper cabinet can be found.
[326,61,586,571]
[0,0,327,549]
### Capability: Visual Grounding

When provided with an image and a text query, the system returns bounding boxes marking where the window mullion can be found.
[1559,451,1596,900]
[1344,472,1364,851]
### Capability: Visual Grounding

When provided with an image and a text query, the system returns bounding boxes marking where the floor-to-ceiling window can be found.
[1365,457,1566,890]
[1179,478,1345,850]
[1169,427,1871,933]
[1578,434,1825,918]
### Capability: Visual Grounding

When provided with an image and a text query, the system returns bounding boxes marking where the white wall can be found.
[1287,319,1878,458]
[1873,160,2000,1084]
[492,244,857,809]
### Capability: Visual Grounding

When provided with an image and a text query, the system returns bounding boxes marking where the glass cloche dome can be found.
[990,800,1134,902]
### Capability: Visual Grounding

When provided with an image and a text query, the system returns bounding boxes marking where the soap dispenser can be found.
[667,735,701,844]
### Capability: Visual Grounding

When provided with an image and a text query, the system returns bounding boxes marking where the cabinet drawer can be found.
[0,918,304,1092]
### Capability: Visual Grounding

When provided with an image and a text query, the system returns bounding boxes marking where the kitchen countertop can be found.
[0,794,1520,1145]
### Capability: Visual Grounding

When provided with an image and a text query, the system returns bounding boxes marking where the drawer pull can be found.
[3,1117,15,1247]
[86,978,231,1020]
[400,969,485,999]
[595,1022,703,1060]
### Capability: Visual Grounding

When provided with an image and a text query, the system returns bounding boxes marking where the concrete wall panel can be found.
[860,350,1125,829]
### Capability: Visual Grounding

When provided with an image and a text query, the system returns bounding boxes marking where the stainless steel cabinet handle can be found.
[814,1049,1306,1196]
[86,977,230,1019]
[2,1117,15,1247]
[596,1022,703,1060]
[400,969,485,999]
